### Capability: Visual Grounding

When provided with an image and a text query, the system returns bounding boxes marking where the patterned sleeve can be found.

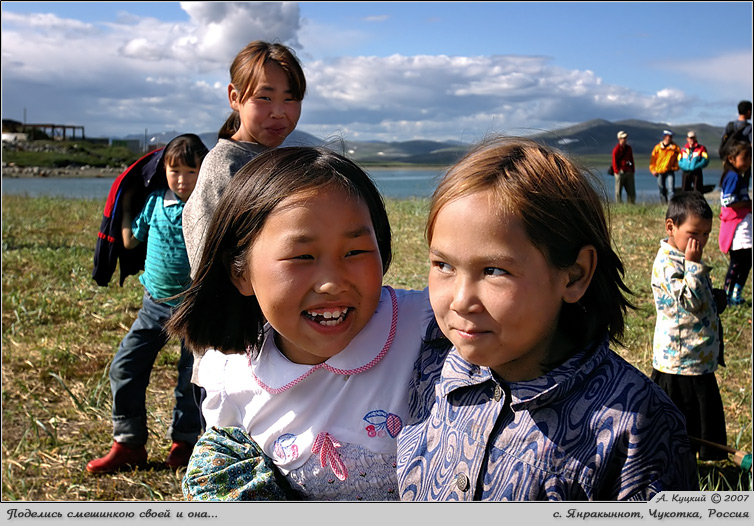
[183,426,298,501]
[653,251,710,314]
[405,317,451,424]
[620,383,700,500]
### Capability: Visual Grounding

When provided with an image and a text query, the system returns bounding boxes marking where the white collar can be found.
[163,188,181,206]
[252,286,398,394]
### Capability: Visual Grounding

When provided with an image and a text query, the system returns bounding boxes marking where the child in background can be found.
[183,40,306,276]
[651,191,727,461]
[87,134,209,473]
[397,136,698,501]
[718,141,753,306]
[167,146,434,500]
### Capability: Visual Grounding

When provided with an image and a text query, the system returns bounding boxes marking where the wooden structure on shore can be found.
[22,123,85,141]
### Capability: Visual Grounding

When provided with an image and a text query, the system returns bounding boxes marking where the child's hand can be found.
[685,237,703,263]
[121,188,140,249]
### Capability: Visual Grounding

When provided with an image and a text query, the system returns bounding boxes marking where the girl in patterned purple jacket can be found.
[397,136,699,501]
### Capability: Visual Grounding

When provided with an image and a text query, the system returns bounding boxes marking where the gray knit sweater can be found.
[183,139,266,277]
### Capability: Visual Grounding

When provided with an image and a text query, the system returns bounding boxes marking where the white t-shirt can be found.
[197,286,434,500]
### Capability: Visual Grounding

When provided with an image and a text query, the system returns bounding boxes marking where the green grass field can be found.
[1,194,751,500]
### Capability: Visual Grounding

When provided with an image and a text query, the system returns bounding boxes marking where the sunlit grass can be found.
[2,194,751,500]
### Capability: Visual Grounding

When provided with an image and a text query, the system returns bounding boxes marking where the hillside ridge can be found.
[136,118,726,165]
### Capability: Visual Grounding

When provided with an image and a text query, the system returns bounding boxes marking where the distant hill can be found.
[528,118,725,158]
[120,119,728,166]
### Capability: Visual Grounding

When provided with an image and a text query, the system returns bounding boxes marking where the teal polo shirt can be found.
[132,188,191,307]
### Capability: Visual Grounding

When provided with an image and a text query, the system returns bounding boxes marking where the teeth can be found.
[305,308,349,325]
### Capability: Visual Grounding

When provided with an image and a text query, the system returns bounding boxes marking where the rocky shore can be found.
[1,164,125,178]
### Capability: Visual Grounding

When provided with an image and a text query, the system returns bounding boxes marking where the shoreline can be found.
[1,163,451,179]
[1,165,726,205]
[2,165,123,178]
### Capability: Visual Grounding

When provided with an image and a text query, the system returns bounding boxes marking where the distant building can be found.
[2,132,28,144]
[2,119,27,143]
[111,139,142,154]
[2,118,86,141]
[2,119,24,133]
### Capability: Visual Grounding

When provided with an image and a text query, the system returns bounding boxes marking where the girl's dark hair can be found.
[166,146,391,355]
[719,140,752,187]
[218,40,307,140]
[666,191,713,226]
[162,134,209,168]
[426,136,635,349]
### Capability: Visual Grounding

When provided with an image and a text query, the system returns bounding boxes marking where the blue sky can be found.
[1,1,752,143]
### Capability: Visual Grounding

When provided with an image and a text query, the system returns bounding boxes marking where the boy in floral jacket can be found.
[650,191,727,461]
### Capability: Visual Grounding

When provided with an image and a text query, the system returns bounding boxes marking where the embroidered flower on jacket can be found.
[363,409,403,438]
[273,433,299,462]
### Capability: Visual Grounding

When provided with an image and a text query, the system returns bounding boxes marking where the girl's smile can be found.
[231,185,384,365]
[303,306,353,329]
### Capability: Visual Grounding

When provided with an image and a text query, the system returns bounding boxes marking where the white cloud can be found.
[1,2,749,142]
[1,11,97,34]
[655,50,753,101]
[363,15,390,22]
[178,1,302,63]
[299,54,703,142]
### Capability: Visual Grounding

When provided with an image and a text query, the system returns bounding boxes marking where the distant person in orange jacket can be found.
[679,130,709,193]
[650,130,681,204]
[612,130,636,203]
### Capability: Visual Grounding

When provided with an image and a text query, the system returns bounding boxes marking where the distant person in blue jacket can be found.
[86,134,208,474]
[679,130,709,193]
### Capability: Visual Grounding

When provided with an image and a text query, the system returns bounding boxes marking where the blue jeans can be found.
[657,171,676,204]
[109,291,202,446]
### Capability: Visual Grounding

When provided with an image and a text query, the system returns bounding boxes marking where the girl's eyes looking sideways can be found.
[430,260,508,277]
[431,260,453,273]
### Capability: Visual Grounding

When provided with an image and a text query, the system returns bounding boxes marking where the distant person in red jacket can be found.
[612,131,636,203]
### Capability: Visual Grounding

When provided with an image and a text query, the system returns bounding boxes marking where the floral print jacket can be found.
[651,239,721,375]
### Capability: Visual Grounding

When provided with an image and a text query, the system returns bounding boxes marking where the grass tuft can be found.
[2,194,751,500]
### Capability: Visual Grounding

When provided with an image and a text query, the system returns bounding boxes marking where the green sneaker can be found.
[729,285,746,306]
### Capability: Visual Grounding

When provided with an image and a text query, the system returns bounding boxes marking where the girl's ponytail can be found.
[218,111,241,140]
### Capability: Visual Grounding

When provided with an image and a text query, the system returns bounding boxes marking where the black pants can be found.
[724,248,752,294]
[651,369,727,460]
[681,169,704,193]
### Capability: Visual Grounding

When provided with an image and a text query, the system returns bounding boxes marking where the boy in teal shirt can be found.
[87,134,209,473]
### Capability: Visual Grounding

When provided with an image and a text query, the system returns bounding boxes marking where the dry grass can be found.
[1,195,751,501]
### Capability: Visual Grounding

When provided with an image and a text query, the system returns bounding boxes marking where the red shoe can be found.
[165,441,194,469]
[86,441,147,474]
